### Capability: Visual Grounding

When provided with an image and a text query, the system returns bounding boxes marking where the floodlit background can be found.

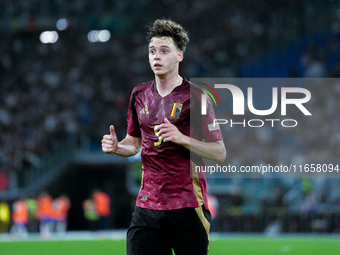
[1,0,340,247]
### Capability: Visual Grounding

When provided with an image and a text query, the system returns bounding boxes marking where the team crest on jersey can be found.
[170,102,183,119]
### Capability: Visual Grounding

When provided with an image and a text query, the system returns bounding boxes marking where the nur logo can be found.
[197,82,222,115]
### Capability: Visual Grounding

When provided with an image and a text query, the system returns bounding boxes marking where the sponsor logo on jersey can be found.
[140,105,149,114]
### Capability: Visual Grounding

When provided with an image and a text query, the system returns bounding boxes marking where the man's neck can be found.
[155,74,183,97]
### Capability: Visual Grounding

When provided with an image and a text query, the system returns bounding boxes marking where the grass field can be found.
[1,235,340,255]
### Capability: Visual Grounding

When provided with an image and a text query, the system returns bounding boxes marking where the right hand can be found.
[101,125,118,154]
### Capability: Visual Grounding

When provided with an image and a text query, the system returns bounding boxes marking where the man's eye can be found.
[150,50,156,54]
[162,50,168,53]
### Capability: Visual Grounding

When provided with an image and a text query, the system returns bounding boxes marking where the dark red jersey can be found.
[127,78,223,210]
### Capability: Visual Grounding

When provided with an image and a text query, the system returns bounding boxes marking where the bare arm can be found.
[156,118,226,163]
[101,125,141,157]
[183,139,226,164]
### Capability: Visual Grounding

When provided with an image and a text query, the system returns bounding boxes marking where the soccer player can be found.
[10,197,29,239]
[92,189,111,230]
[101,19,226,255]
[53,194,71,234]
[37,191,54,239]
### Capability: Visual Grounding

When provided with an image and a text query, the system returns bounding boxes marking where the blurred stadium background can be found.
[1,0,340,253]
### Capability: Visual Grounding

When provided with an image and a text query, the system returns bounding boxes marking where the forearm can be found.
[114,137,141,157]
[113,144,138,157]
[182,137,226,163]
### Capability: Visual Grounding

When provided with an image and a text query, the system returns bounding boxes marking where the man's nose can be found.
[154,51,160,59]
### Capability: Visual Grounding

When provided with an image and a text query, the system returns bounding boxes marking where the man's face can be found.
[149,37,183,77]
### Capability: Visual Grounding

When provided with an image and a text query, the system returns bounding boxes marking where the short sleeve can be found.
[196,91,223,142]
[127,90,142,137]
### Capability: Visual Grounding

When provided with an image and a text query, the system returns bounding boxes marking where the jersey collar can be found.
[153,78,188,94]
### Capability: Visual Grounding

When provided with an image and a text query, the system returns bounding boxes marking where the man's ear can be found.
[178,50,184,63]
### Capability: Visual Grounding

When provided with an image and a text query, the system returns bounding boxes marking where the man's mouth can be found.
[154,64,162,69]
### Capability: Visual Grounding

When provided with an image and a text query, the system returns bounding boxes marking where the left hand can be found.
[155,118,188,145]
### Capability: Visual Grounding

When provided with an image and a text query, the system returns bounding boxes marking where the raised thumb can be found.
[110,125,115,136]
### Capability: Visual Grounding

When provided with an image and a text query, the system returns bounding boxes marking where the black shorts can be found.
[126,205,211,255]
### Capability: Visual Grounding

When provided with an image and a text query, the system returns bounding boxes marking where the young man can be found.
[102,19,226,255]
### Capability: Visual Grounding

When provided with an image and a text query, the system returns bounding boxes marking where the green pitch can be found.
[1,236,340,255]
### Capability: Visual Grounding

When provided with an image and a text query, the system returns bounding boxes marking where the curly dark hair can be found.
[145,19,189,52]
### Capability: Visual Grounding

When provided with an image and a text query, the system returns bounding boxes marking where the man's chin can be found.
[153,70,166,76]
